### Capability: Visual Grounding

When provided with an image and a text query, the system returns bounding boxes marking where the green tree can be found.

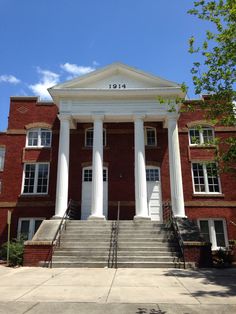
[188,0,236,170]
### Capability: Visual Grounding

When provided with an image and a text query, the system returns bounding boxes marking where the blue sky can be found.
[0,0,210,131]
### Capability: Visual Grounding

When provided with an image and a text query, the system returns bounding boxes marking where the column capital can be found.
[58,114,71,122]
[166,114,179,122]
[133,113,146,121]
[92,113,104,121]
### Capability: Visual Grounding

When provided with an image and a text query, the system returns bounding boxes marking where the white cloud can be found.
[0,74,21,84]
[60,62,95,77]
[29,68,60,99]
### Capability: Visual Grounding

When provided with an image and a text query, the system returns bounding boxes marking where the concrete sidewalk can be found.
[0,266,236,313]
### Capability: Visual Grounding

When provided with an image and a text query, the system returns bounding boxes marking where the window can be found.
[22,163,49,194]
[27,128,52,147]
[146,168,160,181]
[145,127,157,146]
[198,219,228,250]
[85,128,106,147]
[17,218,44,240]
[0,147,5,171]
[189,126,214,145]
[192,162,221,194]
[83,168,108,182]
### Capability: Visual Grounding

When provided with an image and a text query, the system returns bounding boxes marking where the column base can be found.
[133,215,151,221]
[51,215,63,219]
[88,215,106,221]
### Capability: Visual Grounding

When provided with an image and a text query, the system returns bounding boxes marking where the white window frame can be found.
[146,166,160,182]
[85,127,106,147]
[22,162,50,195]
[191,162,222,194]
[145,127,157,146]
[26,128,52,148]
[0,147,6,171]
[82,166,108,182]
[17,217,45,240]
[197,218,228,250]
[189,126,214,145]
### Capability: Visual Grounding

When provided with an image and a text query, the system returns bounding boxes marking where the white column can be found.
[55,115,70,218]
[89,115,105,220]
[167,115,186,217]
[134,115,150,220]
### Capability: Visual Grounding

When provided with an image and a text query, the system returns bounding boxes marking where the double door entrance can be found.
[81,166,162,221]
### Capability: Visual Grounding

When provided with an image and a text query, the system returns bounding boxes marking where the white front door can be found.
[81,167,108,220]
[146,167,162,221]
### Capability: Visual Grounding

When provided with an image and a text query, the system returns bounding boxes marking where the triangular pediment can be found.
[50,63,180,90]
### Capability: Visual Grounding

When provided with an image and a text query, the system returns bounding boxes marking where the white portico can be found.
[49,63,186,220]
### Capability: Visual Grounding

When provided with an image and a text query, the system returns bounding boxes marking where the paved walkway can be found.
[0,266,236,313]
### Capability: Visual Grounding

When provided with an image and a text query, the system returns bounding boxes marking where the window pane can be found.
[23,164,36,193]
[84,169,92,181]
[203,128,213,143]
[103,169,107,182]
[192,163,205,192]
[41,129,51,147]
[214,220,226,247]
[37,164,49,193]
[146,128,156,146]
[28,131,38,146]
[146,169,159,181]
[189,129,200,144]
[20,220,30,240]
[34,220,43,234]
[0,147,6,171]
[85,129,93,147]
[206,163,220,193]
[199,220,210,243]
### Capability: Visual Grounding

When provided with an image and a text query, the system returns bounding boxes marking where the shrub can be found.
[1,238,24,266]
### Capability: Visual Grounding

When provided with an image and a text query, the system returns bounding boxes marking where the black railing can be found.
[108,201,120,268]
[48,199,72,268]
[163,201,186,269]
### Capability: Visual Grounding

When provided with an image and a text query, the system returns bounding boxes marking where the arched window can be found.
[85,128,106,147]
[189,126,214,145]
[27,128,52,148]
[144,127,157,146]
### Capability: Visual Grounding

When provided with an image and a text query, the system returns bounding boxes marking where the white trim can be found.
[189,126,215,146]
[26,128,52,148]
[191,162,222,194]
[197,218,229,250]
[21,162,50,195]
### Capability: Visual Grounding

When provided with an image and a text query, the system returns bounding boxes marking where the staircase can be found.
[52,220,184,268]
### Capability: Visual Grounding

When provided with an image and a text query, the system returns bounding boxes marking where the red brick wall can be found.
[0,98,236,246]
[23,244,52,267]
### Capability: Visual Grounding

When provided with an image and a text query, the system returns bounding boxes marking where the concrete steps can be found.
[52,220,183,268]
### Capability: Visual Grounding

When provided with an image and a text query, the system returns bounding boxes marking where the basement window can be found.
[198,219,228,250]
[17,218,44,240]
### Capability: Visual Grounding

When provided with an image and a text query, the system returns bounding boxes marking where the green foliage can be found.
[1,238,24,266]
[188,0,236,171]
[212,248,234,267]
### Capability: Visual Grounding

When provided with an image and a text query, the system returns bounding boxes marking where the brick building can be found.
[0,63,236,265]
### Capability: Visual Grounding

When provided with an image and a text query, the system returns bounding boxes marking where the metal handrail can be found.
[163,201,186,269]
[48,199,72,268]
[114,201,120,268]
[108,201,120,268]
